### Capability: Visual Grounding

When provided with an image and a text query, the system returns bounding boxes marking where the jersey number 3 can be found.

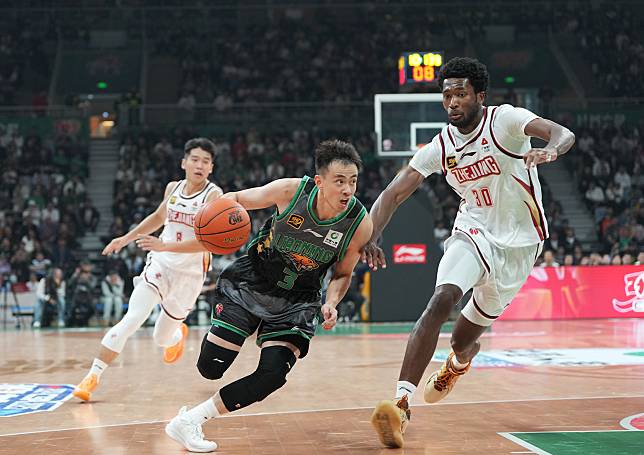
[277,267,298,290]
[472,187,494,207]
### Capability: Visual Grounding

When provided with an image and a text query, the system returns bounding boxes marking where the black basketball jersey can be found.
[248,176,366,300]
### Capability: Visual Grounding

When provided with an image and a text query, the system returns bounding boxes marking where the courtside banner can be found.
[500,265,644,320]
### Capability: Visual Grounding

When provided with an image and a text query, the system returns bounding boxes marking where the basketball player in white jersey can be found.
[72,138,222,402]
[365,57,575,448]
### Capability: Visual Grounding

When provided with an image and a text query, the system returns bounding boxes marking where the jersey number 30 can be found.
[472,187,493,207]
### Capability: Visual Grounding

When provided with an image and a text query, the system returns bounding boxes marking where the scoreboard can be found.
[398,51,444,86]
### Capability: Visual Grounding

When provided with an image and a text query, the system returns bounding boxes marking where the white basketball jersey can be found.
[153,180,218,273]
[410,104,548,248]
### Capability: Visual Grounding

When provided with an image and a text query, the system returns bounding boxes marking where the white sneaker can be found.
[165,406,217,453]
[32,321,41,329]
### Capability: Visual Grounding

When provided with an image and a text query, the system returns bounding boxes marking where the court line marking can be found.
[620,412,644,431]
[498,433,552,455]
[1,394,643,438]
[503,429,642,434]
[500,428,644,455]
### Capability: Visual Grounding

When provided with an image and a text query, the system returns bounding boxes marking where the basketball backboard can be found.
[374,93,446,157]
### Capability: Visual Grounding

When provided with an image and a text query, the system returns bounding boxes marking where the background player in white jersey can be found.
[364,58,576,448]
[72,138,222,402]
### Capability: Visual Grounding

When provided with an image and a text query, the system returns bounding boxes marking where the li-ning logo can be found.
[393,244,427,264]
[612,271,644,313]
[303,228,323,238]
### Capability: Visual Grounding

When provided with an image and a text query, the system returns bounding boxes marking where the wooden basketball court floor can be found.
[1,318,643,454]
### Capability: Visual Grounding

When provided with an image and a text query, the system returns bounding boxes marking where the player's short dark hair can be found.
[184,137,215,161]
[438,57,489,94]
[315,139,362,174]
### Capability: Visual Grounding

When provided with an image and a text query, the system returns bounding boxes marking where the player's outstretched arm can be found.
[222,178,302,212]
[136,235,206,253]
[135,187,223,254]
[322,215,373,330]
[523,118,576,168]
[102,181,180,255]
[361,166,425,270]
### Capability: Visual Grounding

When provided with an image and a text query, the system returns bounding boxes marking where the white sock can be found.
[395,381,417,399]
[184,397,219,425]
[89,358,108,379]
[451,355,470,370]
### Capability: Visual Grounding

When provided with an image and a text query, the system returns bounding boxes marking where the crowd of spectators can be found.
[146,1,642,108]
[150,9,466,106]
[0,126,100,326]
[0,14,51,106]
[568,121,644,262]
[0,129,90,275]
[3,1,639,109]
[560,2,644,97]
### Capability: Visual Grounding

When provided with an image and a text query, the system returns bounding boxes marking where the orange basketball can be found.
[194,198,251,255]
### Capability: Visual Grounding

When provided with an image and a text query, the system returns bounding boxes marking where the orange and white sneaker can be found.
[424,351,470,403]
[164,323,189,364]
[370,394,411,448]
[72,373,99,402]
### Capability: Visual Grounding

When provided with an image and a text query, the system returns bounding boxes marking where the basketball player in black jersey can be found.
[144,139,373,452]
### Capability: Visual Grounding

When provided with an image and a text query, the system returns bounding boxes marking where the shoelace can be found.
[190,422,205,440]
[434,366,454,390]
[395,396,411,421]
[179,416,205,441]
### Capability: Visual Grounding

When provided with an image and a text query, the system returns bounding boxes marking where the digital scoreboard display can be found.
[398,51,444,86]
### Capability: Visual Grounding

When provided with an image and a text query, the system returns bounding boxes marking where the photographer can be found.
[101,270,124,326]
[67,260,97,327]
[33,267,66,328]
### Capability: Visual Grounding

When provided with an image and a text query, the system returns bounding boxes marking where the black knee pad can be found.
[254,346,296,400]
[220,346,296,411]
[196,329,244,380]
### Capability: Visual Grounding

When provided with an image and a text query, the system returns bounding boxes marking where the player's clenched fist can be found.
[321,303,338,330]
